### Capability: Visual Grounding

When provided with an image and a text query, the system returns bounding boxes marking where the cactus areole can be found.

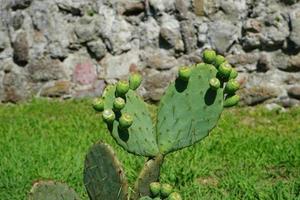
[29,49,241,200]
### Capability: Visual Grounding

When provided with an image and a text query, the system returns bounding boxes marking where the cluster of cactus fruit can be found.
[28,49,240,200]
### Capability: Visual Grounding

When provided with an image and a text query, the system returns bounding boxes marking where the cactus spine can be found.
[28,49,240,200]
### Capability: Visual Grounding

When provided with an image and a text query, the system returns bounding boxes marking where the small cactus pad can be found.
[134,155,164,198]
[113,97,126,111]
[203,49,216,64]
[167,192,182,200]
[103,86,159,156]
[116,80,130,96]
[214,55,225,68]
[28,181,80,200]
[129,72,142,90]
[102,109,115,124]
[84,142,128,200]
[224,94,240,107]
[225,79,240,94]
[178,66,191,81]
[157,64,224,154]
[150,182,161,197]
[209,78,221,90]
[160,184,173,198]
[93,98,104,112]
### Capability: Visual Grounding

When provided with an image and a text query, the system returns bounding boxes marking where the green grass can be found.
[0,99,300,200]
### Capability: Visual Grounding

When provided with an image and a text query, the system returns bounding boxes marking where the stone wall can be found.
[0,0,299,106]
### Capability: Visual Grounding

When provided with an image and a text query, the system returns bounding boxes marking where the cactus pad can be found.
[103,86,159,156]
[83,142,128,200]
[157,64,224,154]
[28,180,80,200]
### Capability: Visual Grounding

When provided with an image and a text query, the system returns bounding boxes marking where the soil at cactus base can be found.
[0,99,299,200]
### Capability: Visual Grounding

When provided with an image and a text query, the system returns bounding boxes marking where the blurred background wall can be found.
[0,0,299,106]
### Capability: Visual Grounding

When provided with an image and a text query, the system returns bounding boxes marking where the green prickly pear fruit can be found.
[119,113,133,129]
[92,98,104,112]
[102,109,116,123]
[139,196,152,200]
[113,97,126,111]
[161,183,173,198]
[203,49,216,64]
[167,192,182,200]
[116,80,130,96]
[209,78,221,90]
[225,79,240,94]
[214,55,226,68]
[224,94,240,107]
[150,182,161,197]
[218,62,232,79]
[229,68,238,79]
[178,66,191,81]
[129,72,142,90]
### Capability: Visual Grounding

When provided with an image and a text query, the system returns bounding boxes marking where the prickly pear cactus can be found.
[84,142,128,200]
[28,181,80,200]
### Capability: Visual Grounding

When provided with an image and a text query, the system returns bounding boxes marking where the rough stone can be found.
[87,39,107,60]
[220,0,248,21]
[243,19,263,33]
[270,50,290,71]
[40,80,71,97]
[143,68,176,101]
[180,20,198,53]
[149,0,176,14]
[13,31,29,66]
[139,17,160,49]
[288,86,300,100]
[101,50,141,79]
[241,33,261,51]
[241,86,279,106]
[10,0,32,10]
[75,16,97,43]
[117,1,145,16]
[175,0,190,19]
[208,20,240,54]
[28,57,67,82]
[159,14,184,51]
[0,31,9,52]
[226,53,259,72]
[289,6,300,48]
[142,49,178,70]
[97,6,133,54]
[287,53,300,72]
[12,12,24,30]
[74,80,105,98]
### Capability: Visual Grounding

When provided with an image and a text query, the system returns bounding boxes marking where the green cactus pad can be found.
[103,86,159,156]
[84,142,128,200]
[157,64,224,154]
[28,181,80,200]
[134,155,164,198]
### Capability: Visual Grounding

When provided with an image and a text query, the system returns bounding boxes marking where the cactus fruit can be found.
[102,109,115,123]
[160,184,173,198]
[116,80,130,96]
[178,66,191,81]
[113,97,126,111]
[84,142,128,200]
[229,68,238,79]
[119,113,133,129]
[167,192,182,200]
[149,182,161,197]
[224,94,240,107]
[28,181,80,200]
[129,72,143,90]
[218,62,232,79]
[92,98,104,112]
[203,49,216,64]
[209,77,221,90]
[139,197,153,200]
[225,79,240,94]
[214,55,225,68]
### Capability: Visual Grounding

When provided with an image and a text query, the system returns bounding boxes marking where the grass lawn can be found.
[0,99,300,200]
